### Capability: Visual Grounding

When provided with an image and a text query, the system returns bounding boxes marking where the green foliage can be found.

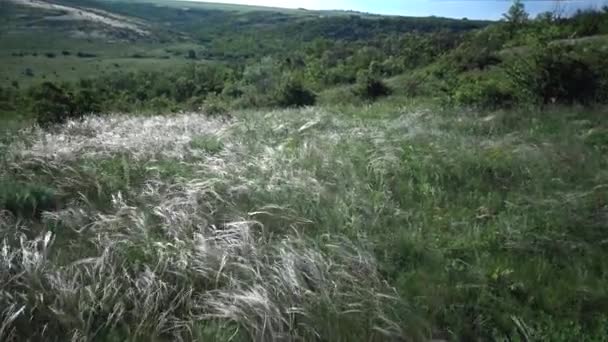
[28,82,103,126]
[0,180,56,218]
[453,72,514,109]
[0,1,606,115]
[235,57,305,108]
[503,0,529,25]
[30,82,79,126]
[504,45,600,106]
[189,135,224,154]
[275,76,316,107]
[353,71,391,100]
[200,93,230,116]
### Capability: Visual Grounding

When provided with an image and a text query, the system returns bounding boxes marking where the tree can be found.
[503,0,529,24]
[503,0,529,36]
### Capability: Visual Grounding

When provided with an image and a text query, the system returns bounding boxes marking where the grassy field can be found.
[1,96,607,340]
[0,0,202,86]
[0,31,210,86]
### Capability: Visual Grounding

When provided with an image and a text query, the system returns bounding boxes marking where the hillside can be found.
[0,0,488,86]
[1,1,608,341]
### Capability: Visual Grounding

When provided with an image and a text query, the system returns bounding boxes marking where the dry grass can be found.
[0,110,409,341]
[2,104,607,340]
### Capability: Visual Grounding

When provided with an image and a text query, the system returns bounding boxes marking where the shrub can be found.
[275,77,316,107]
[72,88,102,115]
[352,72,391,100]
[199,93,230,116]
[30,82,73,125]
[504,45,599,106]
[44,52,56,58]
[28,82,97,126]
[453,73,515,109]
[76,52,97,58]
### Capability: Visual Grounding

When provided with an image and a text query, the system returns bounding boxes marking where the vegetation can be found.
[1,0,608,340]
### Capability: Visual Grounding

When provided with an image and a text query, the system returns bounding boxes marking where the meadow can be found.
[2,0,608,340]
[1,96,608,340]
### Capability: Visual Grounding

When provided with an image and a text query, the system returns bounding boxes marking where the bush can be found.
[275,77,316,107]
[72,88,102,115]
[30,82,76,126]
[29,82,101,126]
[352,72,391,100]
[504,45,599,106]
[76,52,97,58]
[453,73,515,109]
[200,93,230,116]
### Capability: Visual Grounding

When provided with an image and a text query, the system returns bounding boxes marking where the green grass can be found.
[0,31,210,86]
[1,100,607,340]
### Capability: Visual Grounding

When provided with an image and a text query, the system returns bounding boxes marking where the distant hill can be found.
[0,0,490,85]
[2,0,490,45]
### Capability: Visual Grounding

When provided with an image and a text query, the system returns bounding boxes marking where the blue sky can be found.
[195,0,607,19]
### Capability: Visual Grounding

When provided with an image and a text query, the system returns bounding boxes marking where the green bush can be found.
[275,77,316,107]
[72,88,102,115]
[29,82,103,126]
[200,93,230,116]
[504,45,600,106]
[352,72,391,100]
[30,82,78,126]
[453,73,515,109]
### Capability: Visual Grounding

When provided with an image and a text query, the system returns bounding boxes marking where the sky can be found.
[193,0,608,20]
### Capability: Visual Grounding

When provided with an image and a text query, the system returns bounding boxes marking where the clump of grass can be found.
[0,180,56,218]
[189,135,224,154]
[0,180,407,341]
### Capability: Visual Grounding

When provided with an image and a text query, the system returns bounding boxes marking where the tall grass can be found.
[1,103,607,340]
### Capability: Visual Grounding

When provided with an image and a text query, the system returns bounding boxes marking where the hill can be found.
[1,3,608,340]
[0,0,489,86]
